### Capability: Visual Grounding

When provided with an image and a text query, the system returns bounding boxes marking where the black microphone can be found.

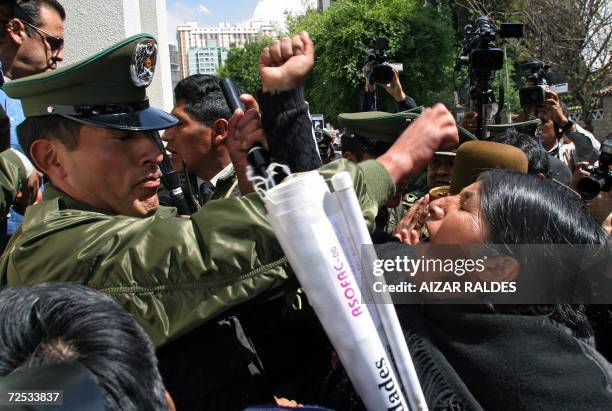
[219,77,276,187]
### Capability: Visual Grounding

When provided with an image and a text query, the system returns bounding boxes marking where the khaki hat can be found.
[450,141,528,194]
[4,33,177,131]
[338,110,477,145]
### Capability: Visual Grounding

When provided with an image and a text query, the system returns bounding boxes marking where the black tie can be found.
[199,181,215,205]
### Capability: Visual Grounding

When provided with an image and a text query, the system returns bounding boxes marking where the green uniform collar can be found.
[43,184,111,214]
[42,184,177,217]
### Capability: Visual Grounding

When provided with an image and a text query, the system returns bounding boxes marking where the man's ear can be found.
[30,139,67,181]
[212,118,228,146]
[5,18,26,45]
[342,151,358,163]
[476,256,520,282]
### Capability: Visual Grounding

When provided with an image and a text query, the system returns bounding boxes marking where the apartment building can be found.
[176,21,275,77]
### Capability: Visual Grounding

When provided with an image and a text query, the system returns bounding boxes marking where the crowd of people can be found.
[0,1,610,410]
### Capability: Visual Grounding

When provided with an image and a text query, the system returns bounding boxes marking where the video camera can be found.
[519,60,550,107]
[577,138,612,201]
[456,17,523,73]
[366,37,402,85]
[455,16,523,139]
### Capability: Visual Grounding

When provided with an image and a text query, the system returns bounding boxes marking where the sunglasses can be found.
[19,19,64,52]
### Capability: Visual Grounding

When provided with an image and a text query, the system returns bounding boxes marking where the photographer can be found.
[518,87,600,172]
[363,64,416,112]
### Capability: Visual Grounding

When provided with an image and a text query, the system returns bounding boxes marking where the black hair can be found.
[341,134,390,160]
[478,170,608,339]
[340,134,367,160]
[17,0,66,24]
[488,129,551,177]
[479,170,606,245]
[173,74,231,124]
[17,115,81,162]
[0,283,168,410]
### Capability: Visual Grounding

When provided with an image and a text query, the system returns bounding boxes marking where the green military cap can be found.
[4,33,177,131]
[485,118,542,138]
[450,140,528,194]
[338,110,477,145]
[338,111,418,143]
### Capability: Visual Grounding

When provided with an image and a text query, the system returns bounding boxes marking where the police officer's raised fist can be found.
[259,31,314,93]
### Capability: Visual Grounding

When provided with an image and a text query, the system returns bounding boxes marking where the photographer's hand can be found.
[460,111,478,135]
[545,91,574,130]
[570,161,591,190]
[381,67,406,102]
[378,104,458,185]
[259,31,314,93]
[363,61,376,93]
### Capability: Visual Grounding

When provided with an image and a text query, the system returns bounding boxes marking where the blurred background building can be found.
[176,21,275,78]
[169,44,181,90]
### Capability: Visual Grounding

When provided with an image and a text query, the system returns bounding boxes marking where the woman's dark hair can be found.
[477,170,609,340]
[0,283,168,410]
[478,170,606,245]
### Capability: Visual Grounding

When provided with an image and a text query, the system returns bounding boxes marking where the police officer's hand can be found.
[380,67,406,102]
[259,31,314,93]
[378,104,458,185]
[14,170,43,215]
[227,94,266,195]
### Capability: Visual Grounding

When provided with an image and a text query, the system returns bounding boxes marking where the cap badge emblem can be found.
[130,39,158,87]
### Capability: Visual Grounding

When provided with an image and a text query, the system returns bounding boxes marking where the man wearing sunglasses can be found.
[0,0,65,248]
[0,0,64,77]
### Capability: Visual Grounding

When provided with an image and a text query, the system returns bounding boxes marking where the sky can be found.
[165,0,316,44]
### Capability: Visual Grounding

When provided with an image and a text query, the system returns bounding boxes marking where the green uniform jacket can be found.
[0,159,394,347]
[210,166,240,201]
[0,149,27,217]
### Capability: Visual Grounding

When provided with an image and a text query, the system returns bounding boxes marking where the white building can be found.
[188,47,228,76]
[60,0,174,111]
[177,21,275,78]
[169,44,182,89]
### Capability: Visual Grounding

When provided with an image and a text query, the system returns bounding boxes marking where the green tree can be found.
[217,37,271,96]
[288,0,456,124]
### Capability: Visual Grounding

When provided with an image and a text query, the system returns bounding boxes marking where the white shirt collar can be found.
[196,163,234,188]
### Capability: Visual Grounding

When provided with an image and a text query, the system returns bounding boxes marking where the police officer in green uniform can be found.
[0,32,459,408]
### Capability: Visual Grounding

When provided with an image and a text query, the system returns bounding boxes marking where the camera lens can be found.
[577,175,606,201]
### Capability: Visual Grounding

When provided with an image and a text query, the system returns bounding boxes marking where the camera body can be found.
[519,60,550,107]
[366,37,400,84]
[457,17,523,72]
[577,138,612,200]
